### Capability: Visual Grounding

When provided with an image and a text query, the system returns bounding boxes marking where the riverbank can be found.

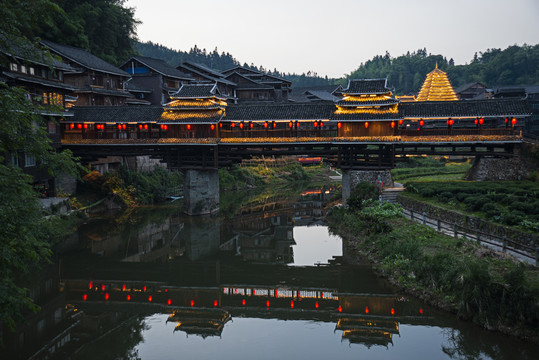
[327,203,539,344]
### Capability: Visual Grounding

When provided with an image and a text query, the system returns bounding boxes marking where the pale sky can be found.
[125,0,539,78]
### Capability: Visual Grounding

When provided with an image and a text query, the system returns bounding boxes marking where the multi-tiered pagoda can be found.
[416,64,458,101]
[160,83,226,138]
[333,79,401,136]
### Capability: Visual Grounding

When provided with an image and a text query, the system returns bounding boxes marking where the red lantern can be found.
[391,308,395,315]
[337,122,342,129]
[264,121,268,129]
[266,300,270,307]
[83,294,87,301]
[315,302,319,309]
[214,300,218,307]
[105,293,109,300]
[295,121,299,129]
[242,299,246,306]
[474,118,478,125]
[364,122,369,128]
[167,299,171,305]
[219,123,223,128]
[419,120,424,127]
[122,124,127,130]
[338,306,342,312]
[84,124,88,129]
[320,121,323,127]
[390,121,395,128]
[70,123,74,129]
[398,119,403,125]
[249,122,253,129]
[272,121,277,128]
[239,122,244,129]
[210,124,215,131]
[290,300,294,309]
[186,124,191,130]
[288,121,293,128]
[231,122,235,128]
[148,296,152,302]
[190,300,194,307]
[127,295,131,301]
[118,124,122,130]
[447,118,453,126]
[479,118,484,125]
[313,121,318,128]
[511,118,517,125]
[144,124,148,130]
[365,307,369,314]
[139,124,143,130]
[505,117,509,124]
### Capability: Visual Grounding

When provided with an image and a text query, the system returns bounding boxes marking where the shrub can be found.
[348,181,378,211]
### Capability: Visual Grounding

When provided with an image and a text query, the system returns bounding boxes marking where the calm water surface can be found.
[6,186,538,359]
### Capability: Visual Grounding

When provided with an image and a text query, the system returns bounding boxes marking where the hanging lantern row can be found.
[138,124,149,130]
[117,124,127,130]
[447,118,454,126]
[474,117,484,126]
[160,124,168,130]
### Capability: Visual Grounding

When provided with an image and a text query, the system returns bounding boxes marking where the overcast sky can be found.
[125,0,539,78]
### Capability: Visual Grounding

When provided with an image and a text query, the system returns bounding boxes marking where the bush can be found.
[347,181,378,211]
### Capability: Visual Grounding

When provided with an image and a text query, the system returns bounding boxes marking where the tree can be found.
[0,0,79,332]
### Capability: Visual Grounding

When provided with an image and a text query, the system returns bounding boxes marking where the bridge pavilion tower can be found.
[415,63,458,101]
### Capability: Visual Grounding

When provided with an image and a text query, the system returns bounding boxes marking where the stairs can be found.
[381,183,405,203]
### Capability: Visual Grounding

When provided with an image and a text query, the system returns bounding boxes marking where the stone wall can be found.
[183,169,219,215]
[467,156,530,181]
[342,169,393,205]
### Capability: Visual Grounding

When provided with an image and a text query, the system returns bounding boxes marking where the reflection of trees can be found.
[75,315,148,360]
[441,328,516,360]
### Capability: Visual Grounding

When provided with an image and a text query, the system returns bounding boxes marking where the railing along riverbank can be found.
[401,208,538,266]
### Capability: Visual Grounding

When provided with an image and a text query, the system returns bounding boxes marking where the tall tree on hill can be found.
[37,0,140,65]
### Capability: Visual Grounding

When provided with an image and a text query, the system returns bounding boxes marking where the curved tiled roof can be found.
[224,103,333,121]
[126,56,192,80]
[171,84,219,98]
[336,99,399,107]
[399,99,530,118]
[41,40,129,77]
[71,106,163,123]
[343,79,390,95]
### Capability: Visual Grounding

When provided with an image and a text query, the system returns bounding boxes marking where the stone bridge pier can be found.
[183,169,220,216]
[342,169,394,206]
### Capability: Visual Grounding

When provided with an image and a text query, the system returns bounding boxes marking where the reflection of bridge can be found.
[67,279,431,347]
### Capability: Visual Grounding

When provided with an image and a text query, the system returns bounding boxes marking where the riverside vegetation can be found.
[328,181,539,343]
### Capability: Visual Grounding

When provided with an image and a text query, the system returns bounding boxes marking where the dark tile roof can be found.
[454,82,486,94]
[225,72,274,90]
[0,36,76,71]
[304,90,339,102]
[171,84,220,98]
[336,99,399,107]
[71,106,163,123]
[399,99,530,118]
[41,40,129,77]
[2,71,76,91]
[77,86,133,97]
[182,61,224,78]
[224,103,334,121]
[343,79,390,95]
[125,56,192,80]
[221,66,261,76]
[177,63,236,86]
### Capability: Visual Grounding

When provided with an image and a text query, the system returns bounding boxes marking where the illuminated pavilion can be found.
[416,63,458,101]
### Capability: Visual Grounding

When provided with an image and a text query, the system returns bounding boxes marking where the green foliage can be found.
[36,0,139,65]
[101,166,183,206]
[405,181,539,230]
[347,181,378,211]
[346,45,539,94]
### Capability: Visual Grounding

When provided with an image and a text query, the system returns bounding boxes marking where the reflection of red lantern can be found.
[337,122,342,129]
[398,119,403,125]
[419,120,424,127]
[511,117,517,125]
[186,124,191,130]
[364,122,369,128]
[390,121,395,128]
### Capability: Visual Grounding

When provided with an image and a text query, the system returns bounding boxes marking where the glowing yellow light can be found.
[416,65,458,101]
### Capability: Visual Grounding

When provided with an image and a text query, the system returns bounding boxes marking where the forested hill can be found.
[347,46,539,95]
[134,41,338,88]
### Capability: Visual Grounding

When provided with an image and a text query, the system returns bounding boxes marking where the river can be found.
[5,185,538,359]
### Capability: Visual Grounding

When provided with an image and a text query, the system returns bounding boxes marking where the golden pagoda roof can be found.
[416,63,458,101]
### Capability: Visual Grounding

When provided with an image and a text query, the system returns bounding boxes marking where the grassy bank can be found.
[391,157,471,184]
[328,197,539,343]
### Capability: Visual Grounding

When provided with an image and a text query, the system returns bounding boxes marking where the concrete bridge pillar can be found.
[342,169,394,206]
[183,169,219,215]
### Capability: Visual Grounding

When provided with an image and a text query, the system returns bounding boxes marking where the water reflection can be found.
[4,184,538,359]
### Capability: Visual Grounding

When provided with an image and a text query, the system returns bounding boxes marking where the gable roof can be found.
[399,99,530,118]
[177,62,236,86]
[123,56,192,80]
[343,79,390,95]
[225,72,274,90]
[170,83,222,99]
[224,103,334,121]
[41,40,129,77]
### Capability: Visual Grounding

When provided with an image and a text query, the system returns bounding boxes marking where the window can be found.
[10,63,18,71]
[58,71,63,81]
[10,153,19,167]
[48,121,56,134]
[21,65,27,73]
[29,67,35,75]
[41,68,47,78]
[24,153,36,167]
